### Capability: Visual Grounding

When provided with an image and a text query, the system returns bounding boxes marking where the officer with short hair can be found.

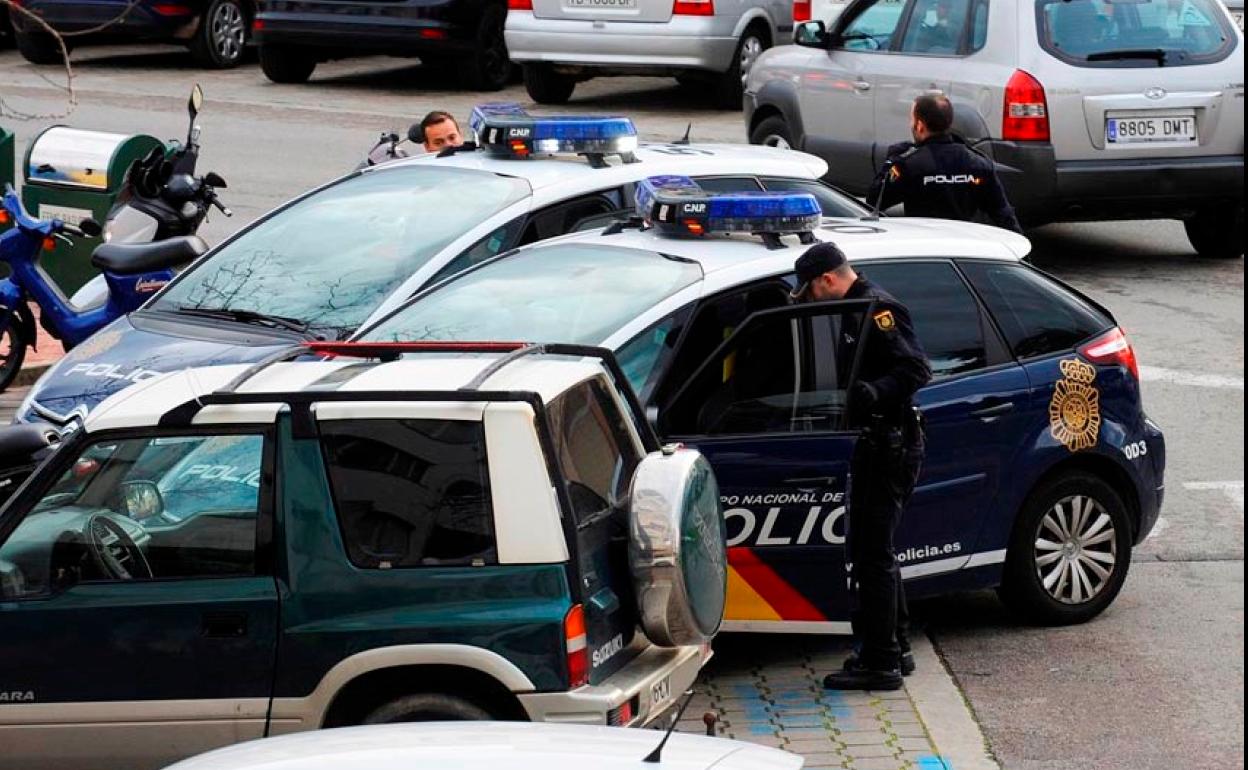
[790,242,932,691]
[416,111,465,154]
[868,94,1022,233]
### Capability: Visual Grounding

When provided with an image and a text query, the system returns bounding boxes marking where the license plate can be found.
[1106,115,1197,145]
[650,676,671,708]
[565,0,638,8]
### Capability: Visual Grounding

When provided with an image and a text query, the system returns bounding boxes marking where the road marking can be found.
[1145,516,1170,542]
[1183,481,1245,515]
[1138,366,1244,391]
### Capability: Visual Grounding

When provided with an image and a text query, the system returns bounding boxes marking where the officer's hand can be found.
[852,381,879,410]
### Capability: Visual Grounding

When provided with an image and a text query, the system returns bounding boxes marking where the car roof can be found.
[385,142,830,194]
[85,354,607,432]
[162,722,802,770]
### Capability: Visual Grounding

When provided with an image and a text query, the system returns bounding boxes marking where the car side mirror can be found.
[121,480,165,523]
[795,20,829,48]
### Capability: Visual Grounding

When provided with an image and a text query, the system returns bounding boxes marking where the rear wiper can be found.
[173,306,311,335]
[1086,48,1168,65]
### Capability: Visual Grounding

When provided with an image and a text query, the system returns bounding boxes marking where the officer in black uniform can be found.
[867,94,1022,234]
[790,243,932,691]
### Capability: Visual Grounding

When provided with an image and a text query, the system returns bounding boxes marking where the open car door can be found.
[657,299,875,633]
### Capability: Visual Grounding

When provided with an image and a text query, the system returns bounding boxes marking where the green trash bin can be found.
[0,125,14,238]
[22,127,165,295]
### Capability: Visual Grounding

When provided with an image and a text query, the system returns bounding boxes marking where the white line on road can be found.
[1183,481,1245,515]
[1139,366,1244,390]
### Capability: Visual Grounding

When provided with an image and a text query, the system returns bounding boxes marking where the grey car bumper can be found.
[506,12,738,72]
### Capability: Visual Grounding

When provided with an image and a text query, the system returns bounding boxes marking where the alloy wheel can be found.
[210,1,245,63]
[1034,494,1118,605]
[739,35,763,88]
[760,133,791,150]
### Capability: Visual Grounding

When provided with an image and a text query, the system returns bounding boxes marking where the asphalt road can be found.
[2,44,1243,770]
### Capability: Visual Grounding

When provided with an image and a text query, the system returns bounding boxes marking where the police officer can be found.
[790,243,932,691]
[867,94,1022,234]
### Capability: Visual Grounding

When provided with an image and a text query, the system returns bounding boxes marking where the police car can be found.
[15,107,863,430]
[355,177,1167,628]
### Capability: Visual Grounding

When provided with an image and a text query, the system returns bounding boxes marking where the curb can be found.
[905,634,1001,770]
[14,364,51,389]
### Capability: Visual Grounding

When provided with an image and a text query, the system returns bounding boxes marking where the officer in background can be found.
[868,94,1022,233]
[790,243,932,691]
[415,111,465,154]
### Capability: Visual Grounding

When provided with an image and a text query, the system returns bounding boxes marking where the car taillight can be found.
[1003,69,1049,142]
[508,0,532,9]
[564,604,588,688]
[673,0,713,16]
[151,3,192,15]
[793,0,811,22]
[252,18,265,30]
[1079,327,1139,381]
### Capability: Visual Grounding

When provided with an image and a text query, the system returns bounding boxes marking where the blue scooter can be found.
[0,184,206,391]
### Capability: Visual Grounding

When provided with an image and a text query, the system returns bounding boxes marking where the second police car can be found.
[354,176,1167,628]
[15,107,866,430]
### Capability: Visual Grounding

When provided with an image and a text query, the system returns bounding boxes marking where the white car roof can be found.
[161,722,803,770]
[86,354,607,432]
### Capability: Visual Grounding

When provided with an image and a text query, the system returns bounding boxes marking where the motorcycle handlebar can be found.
[209,196,233,217]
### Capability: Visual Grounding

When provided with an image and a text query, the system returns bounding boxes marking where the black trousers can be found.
[848,425,925,670]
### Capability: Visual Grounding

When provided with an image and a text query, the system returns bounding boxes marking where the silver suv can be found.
[745,0,1245,258]
[505,0,787,107]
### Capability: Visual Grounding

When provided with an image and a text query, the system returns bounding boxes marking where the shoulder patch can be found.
[889,165,902,181]
[873,310,896,332]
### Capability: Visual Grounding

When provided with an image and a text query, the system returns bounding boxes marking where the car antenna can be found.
[643,690,697,763]
[862,159,894,222]
[673,123,692,145]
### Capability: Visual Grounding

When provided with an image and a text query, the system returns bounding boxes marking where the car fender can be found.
[732,8,778,43]
[749,79,807,147]
[268,644,537,731]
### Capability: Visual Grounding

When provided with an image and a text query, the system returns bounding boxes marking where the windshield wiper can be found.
[1086,48,1168,65]
[173,306,311,335]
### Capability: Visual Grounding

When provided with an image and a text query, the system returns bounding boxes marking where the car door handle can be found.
[202,611,247,638]
[853,81,872,92]
[969,401,1015,421]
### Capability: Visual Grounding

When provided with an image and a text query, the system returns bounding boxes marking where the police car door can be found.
[657,300,872,633]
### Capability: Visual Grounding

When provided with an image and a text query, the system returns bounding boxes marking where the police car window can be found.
[692,177,764,194]
[616,306,695,403]
[521,193,623,245]
[1036,0,1237,67]
[320,419,495,569]
[838,0,912,51]
[865,262,988,377]
[760,178,871,218]
[425,218,525,288]
[900,0,972,55]
[961,262,1112,360]
[547,379,642,526]
[0,433,263,599]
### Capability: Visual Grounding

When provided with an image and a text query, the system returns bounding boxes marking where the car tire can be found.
[749,114,794,150]
[361,693,496,724]
[999,472,1133,626]
[458,4,511,92]
[0,321,28,393]
[711,26,769,110]
[260,44,317,84]
[1184,204,1245,259]
[189,0,248,68]
[523,63,576,105]
[14,27,65,65]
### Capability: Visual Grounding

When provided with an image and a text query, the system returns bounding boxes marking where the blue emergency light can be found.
[469,103,639,166]
[635,176,822,242]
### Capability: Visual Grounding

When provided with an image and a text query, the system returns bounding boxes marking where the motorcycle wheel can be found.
[0,321,28,393]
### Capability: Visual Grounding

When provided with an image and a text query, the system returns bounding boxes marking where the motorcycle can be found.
[359,123,421,168]
[68,84,231,310]
[0,185,206,391]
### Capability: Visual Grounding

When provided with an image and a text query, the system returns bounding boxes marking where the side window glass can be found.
[520,193,622,245]
[0,433,264,599]
[426,218,524,288]
[616,306,694,403]
[865,262,988,377]
[961,262,1112,360]
[760,178,867,218]
[691,177,764,194]
[899,0,973,55]
[547,379,642,525]
[968,0,989,52]
[838,0,911,51]
[320,420,495,568]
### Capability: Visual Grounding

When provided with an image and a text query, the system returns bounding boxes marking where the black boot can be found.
[823,666,904,691]
[843,650,915,676]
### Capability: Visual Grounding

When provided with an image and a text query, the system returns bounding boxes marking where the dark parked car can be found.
[11,0,249,68]
[253,0,512,90]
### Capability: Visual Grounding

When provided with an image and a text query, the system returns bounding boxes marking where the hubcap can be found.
[210,1,245,61]
[761,133,791,150]
[1034,495,1117,605]
[739,35,763,88]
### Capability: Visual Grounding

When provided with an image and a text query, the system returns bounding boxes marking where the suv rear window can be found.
[1037,0,1237,67]
[546,379,641,526]
[320,419,495,568]
[960,262,1112,360]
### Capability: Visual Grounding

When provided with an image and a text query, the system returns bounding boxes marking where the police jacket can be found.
[866,134,1022,233]
[842,276,932,426]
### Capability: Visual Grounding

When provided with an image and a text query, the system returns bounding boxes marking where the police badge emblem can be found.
[1049,359,1101,452]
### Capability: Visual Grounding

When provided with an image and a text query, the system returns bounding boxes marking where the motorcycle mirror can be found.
[78,218,103,238]
[189,84,203,119]
[203,171,227,189]
[407,123,423,144]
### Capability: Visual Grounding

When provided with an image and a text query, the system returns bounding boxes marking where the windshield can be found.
[1036,0,1237,66]
[152,167,531,337]
[360,244,702,346]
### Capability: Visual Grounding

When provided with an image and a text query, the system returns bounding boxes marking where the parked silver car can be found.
[745,0,1245,258]
[505,0,788,107]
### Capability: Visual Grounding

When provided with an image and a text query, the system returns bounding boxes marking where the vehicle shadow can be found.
[68,45,259,70]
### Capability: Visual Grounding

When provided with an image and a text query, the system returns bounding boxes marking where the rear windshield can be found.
[1037,0,1237,67]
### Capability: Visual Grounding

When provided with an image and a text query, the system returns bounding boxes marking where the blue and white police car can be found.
[16,108,863,429]
[354,177,1167,628]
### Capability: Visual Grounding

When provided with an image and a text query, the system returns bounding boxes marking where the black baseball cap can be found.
[791,242,848,299]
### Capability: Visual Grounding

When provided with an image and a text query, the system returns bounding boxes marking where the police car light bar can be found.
[635,175,821,244]
[469,103,639,167]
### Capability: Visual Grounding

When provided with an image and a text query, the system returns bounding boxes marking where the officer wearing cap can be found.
[791,242,932,691]
[868,94,1022,234]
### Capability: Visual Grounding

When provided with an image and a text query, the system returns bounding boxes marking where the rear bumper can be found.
[255,2,472,55]
[517,642,708,726]
[505,11,737,72]
[1135,416,1167,545]
[985,140,1245,224]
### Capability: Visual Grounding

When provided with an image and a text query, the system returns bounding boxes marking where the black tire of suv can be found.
[189,0,248,68]
[749,114,794,150]
[1185,204,1245,259]
[998,472,1133,626]
[361,693,496,724]
[14,28,65,65]
[458,4,511,92]
[523,63,576,105]
[711,27,768,110]
[260,44,317,84]
[0,321,28,393]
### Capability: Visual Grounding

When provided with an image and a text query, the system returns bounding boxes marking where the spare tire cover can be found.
[629,447,727,647]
